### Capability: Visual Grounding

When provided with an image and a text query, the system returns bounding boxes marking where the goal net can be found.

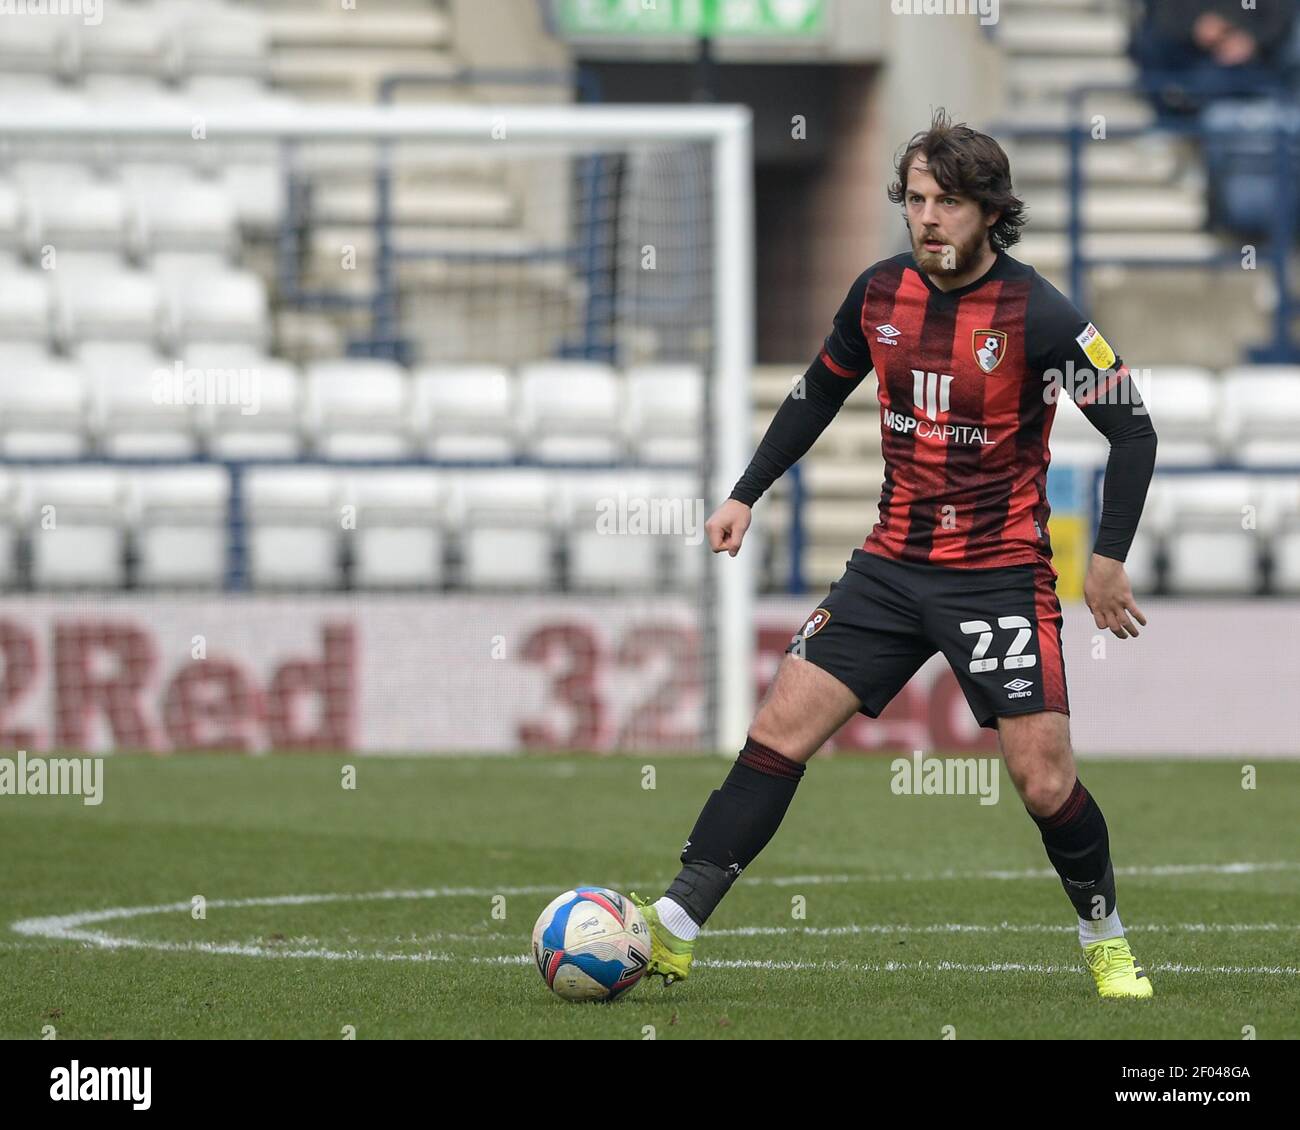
[0,103,755,755]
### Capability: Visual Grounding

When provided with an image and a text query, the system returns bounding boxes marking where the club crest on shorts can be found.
[800,607,831,639]
[973,329,1006,373]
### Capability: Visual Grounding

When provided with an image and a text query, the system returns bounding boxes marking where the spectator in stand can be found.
[1130,1,1300,237]
[1130,0,1298,120]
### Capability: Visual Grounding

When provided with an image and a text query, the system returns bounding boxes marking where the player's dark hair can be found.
[887,108,1026,251]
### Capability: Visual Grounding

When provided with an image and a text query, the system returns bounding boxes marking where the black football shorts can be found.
[786,548,1070,730]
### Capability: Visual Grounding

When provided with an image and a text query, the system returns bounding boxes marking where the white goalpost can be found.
[0,102,757,754]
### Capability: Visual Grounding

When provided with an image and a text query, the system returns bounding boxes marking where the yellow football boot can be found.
[629,892,695,985]
[1084,937,1154,999]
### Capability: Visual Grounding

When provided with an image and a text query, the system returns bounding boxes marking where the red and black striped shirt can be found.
[731,249,1157,568]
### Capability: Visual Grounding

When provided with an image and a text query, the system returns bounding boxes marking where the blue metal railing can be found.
[372,70,621,362]
[996,73,1300,360]
[274,68,601,361]
[0,454,695,593]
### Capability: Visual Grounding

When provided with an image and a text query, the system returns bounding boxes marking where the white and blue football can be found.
[531,887,650,1002]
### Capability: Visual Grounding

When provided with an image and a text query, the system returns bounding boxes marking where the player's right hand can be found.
[706,498,752,556]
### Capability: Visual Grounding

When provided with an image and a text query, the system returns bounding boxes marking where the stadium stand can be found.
[1,0,1298,603]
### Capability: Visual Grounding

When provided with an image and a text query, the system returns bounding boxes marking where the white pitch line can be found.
[372,922,1300,942]
[12,859,1298,942]
[758,861,1300,885]
[10,861,1300,975]
[694,958,1300,976]
[7,933,1294,977]
[705,922,1300,938]
[328,922,1300,944]
[10,884,574,935]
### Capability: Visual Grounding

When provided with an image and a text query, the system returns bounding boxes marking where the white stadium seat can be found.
[1219,366,1300,466]
[1254,477,1300,533]
[171,1,269,77]
[132,467,230,588]
[152,252,244,288]
[1159,476,1260,593]
[73,5,170,77]
[198,354,302,459]
[625,365,704,465]
[86,350,200,458]
[343,470,445,589]
[179,342,265,369]
[131,180,238,257]
[77,340,169,373]
[410,365,516,462]
[182,75,277,105]
[561,474,662,591]
[1118,474,1166,595]
[0,75,62,104]
[0,357,88,458]
[0,343,54,374]
[518,362,623,463]
[56,268,161,345]
[23,470,129,589]
[0,272,53,345]
[81,74,179,107]
[0,181,22,261]
[0,13,71,75]
[170,268,269,347]
[26,182,131,256]
[11,159,95,195]
[117,162,203,194]
[245,468,343,589]
[80,340,191,451]
[1150,475,1256,534]
[0,473,18,588]
[1137,366,1219,466]
[1272,519,1300,594]
[1165,530,1258,594]
[218,162,286,230]
[1121,527,1159,595]
[1047,394,1108,467]
[304,359,411,459]
[655,472,711,588]
[453,473,557,589]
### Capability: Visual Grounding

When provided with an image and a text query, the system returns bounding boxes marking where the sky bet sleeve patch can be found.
[1075,322,1116,370]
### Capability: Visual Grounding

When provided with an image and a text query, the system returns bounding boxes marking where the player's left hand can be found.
[1084,553,1147,639]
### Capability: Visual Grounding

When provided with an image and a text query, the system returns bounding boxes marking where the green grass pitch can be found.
[2,754,1297,1039]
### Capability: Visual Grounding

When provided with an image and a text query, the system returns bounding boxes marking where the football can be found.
[531,887,650,1002]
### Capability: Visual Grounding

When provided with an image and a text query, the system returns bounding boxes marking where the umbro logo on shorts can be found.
[1003,678,1034,698]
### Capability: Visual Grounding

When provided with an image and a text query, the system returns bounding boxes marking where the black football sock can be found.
[1029,777,1118,921]
[663,736,806,927]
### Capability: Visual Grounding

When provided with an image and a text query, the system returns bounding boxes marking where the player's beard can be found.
[911,223,988,278]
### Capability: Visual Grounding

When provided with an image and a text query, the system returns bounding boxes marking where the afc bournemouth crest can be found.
[973,329,1006,373]
[799,607,831,639]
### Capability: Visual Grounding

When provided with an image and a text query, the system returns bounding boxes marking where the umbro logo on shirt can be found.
[875,323,901,346]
